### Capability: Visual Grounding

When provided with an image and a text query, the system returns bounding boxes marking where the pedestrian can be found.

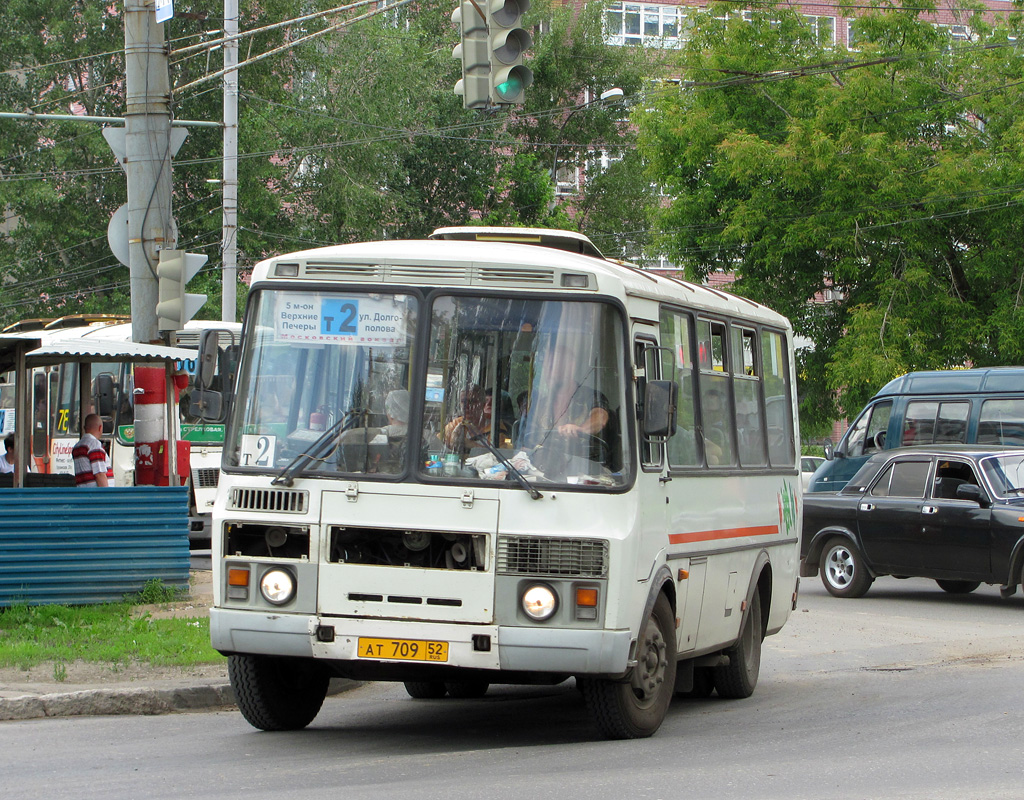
[72,414,113,487]
[0,433,14,473]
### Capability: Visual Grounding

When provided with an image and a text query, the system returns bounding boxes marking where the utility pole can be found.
[222,0,239,323]
[124,1,175,344]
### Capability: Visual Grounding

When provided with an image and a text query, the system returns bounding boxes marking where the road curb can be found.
[0,678,360,722]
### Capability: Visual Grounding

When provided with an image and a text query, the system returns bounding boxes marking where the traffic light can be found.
[156,249,208,331]
[452,1,490,110]
[486,0,533,105]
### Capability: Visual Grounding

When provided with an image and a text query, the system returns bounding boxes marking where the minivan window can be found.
[978,399,1024,446]
[846,401,893,458]
[902,400,969,445]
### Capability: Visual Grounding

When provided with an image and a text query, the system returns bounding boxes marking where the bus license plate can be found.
[357,637,449,662]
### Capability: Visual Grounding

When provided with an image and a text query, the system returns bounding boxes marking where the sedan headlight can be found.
[521,584,558,621]
[260,569,296,606]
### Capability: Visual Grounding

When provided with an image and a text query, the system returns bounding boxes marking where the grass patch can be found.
[129,578,187,605]
[0,600,223,671]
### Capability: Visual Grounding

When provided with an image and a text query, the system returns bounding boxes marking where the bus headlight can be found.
[522,584,558,621]
[260,569,296,606]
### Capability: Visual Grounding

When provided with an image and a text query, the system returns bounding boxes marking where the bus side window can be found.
[660,308,701,468]
[732,326,766,467]
[761,329,794,467]
[635,337,660,468]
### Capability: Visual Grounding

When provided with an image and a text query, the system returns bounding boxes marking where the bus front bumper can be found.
[210,607,631,675]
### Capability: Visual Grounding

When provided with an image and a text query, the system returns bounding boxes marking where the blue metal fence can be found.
[0,486,190,607]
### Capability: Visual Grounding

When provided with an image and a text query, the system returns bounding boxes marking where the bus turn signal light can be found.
[575,588,598,607]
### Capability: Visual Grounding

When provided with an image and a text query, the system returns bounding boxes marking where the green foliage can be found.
[637,2,1024,428]
[0,0,650,329]
[0,600,221,669]
[129,579,184,605]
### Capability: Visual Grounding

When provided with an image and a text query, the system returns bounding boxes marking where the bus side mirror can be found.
[197,330,221,390]
[94,373,115,417]
[191,329,230,422]
[644,380,677,439]
[190,389,223,422]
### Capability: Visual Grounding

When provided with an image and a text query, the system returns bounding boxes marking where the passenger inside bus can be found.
[336,388,411,473]
[381,389,410,440]
[523,344,621,477]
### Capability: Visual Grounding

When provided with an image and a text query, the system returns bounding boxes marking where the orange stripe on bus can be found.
[668,525,779,545]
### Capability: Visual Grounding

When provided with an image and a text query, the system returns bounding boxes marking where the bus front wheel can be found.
[228,654,330,731]
[445,680,489,698]
[580,594,676,740]
[404,680,447,699]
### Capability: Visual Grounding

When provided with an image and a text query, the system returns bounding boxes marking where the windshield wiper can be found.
[272,408,366,486]
[466,425,542,500]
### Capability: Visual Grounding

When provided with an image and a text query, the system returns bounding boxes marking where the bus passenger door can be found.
[635,334,670,581]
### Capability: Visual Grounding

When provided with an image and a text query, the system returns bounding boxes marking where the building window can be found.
[804,15,836,45]
[604,3,695,48]
[936,23,973,42]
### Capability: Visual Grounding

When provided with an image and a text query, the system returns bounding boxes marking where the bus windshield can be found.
[227,289,629,487]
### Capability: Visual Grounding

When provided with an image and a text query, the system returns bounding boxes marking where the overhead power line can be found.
[173,0,413,95]
[170,0,382,59]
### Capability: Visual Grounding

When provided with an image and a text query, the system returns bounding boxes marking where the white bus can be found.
[195,227,802,739]
[1,315,240,543]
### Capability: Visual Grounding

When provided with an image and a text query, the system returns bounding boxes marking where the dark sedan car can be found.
[801,445,1024,598]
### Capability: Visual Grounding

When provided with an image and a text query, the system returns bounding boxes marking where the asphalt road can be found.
[2,576,1022,800]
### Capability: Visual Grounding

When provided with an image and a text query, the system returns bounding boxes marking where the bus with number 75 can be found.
[191,227,802,739]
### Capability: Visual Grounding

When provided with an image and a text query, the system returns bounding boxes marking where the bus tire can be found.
[404,680,448,699]
[580,594,676,740]
[820,536,874,598]
[714,589,762,699]
[444,680,489,699]
[228,654,330,731]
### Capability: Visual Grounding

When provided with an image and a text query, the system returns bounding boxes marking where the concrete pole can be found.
[222,0,239,322]
[124,1,175,344]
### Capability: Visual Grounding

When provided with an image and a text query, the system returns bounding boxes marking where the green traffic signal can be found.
[486,0,532,106]
[494,65,533,103]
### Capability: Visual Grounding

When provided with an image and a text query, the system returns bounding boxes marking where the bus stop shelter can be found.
[0,334,200,606]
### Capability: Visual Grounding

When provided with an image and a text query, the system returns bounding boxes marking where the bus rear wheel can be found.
[228,654,330,731]
[713,589,762,699]
[581,594,676,740]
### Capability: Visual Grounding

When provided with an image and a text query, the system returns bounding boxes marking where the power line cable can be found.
[170,0,382,59]
[174,0,413,95]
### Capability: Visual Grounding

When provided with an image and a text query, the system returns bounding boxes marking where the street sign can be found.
[107,203,130,267]
[155,0,174,24]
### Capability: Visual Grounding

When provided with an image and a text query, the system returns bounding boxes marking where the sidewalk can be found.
[0,570,356,722]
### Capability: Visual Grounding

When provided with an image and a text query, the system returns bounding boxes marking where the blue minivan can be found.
[807,367,1024,492]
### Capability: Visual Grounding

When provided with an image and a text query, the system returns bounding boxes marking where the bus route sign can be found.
[274,294,407,345]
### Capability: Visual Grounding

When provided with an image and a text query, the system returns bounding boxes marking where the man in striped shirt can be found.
[72,414,113,487]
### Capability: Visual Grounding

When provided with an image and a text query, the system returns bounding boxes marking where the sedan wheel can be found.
[820,537,874,598]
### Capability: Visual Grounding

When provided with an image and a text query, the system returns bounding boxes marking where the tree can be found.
[635,1,1024,431]
[0,0,303,326]
[0,0,659,328]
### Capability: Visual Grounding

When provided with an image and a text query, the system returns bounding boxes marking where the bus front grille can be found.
[192,468,220,489]
[228,487,308,514]
[496,536,608,578]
